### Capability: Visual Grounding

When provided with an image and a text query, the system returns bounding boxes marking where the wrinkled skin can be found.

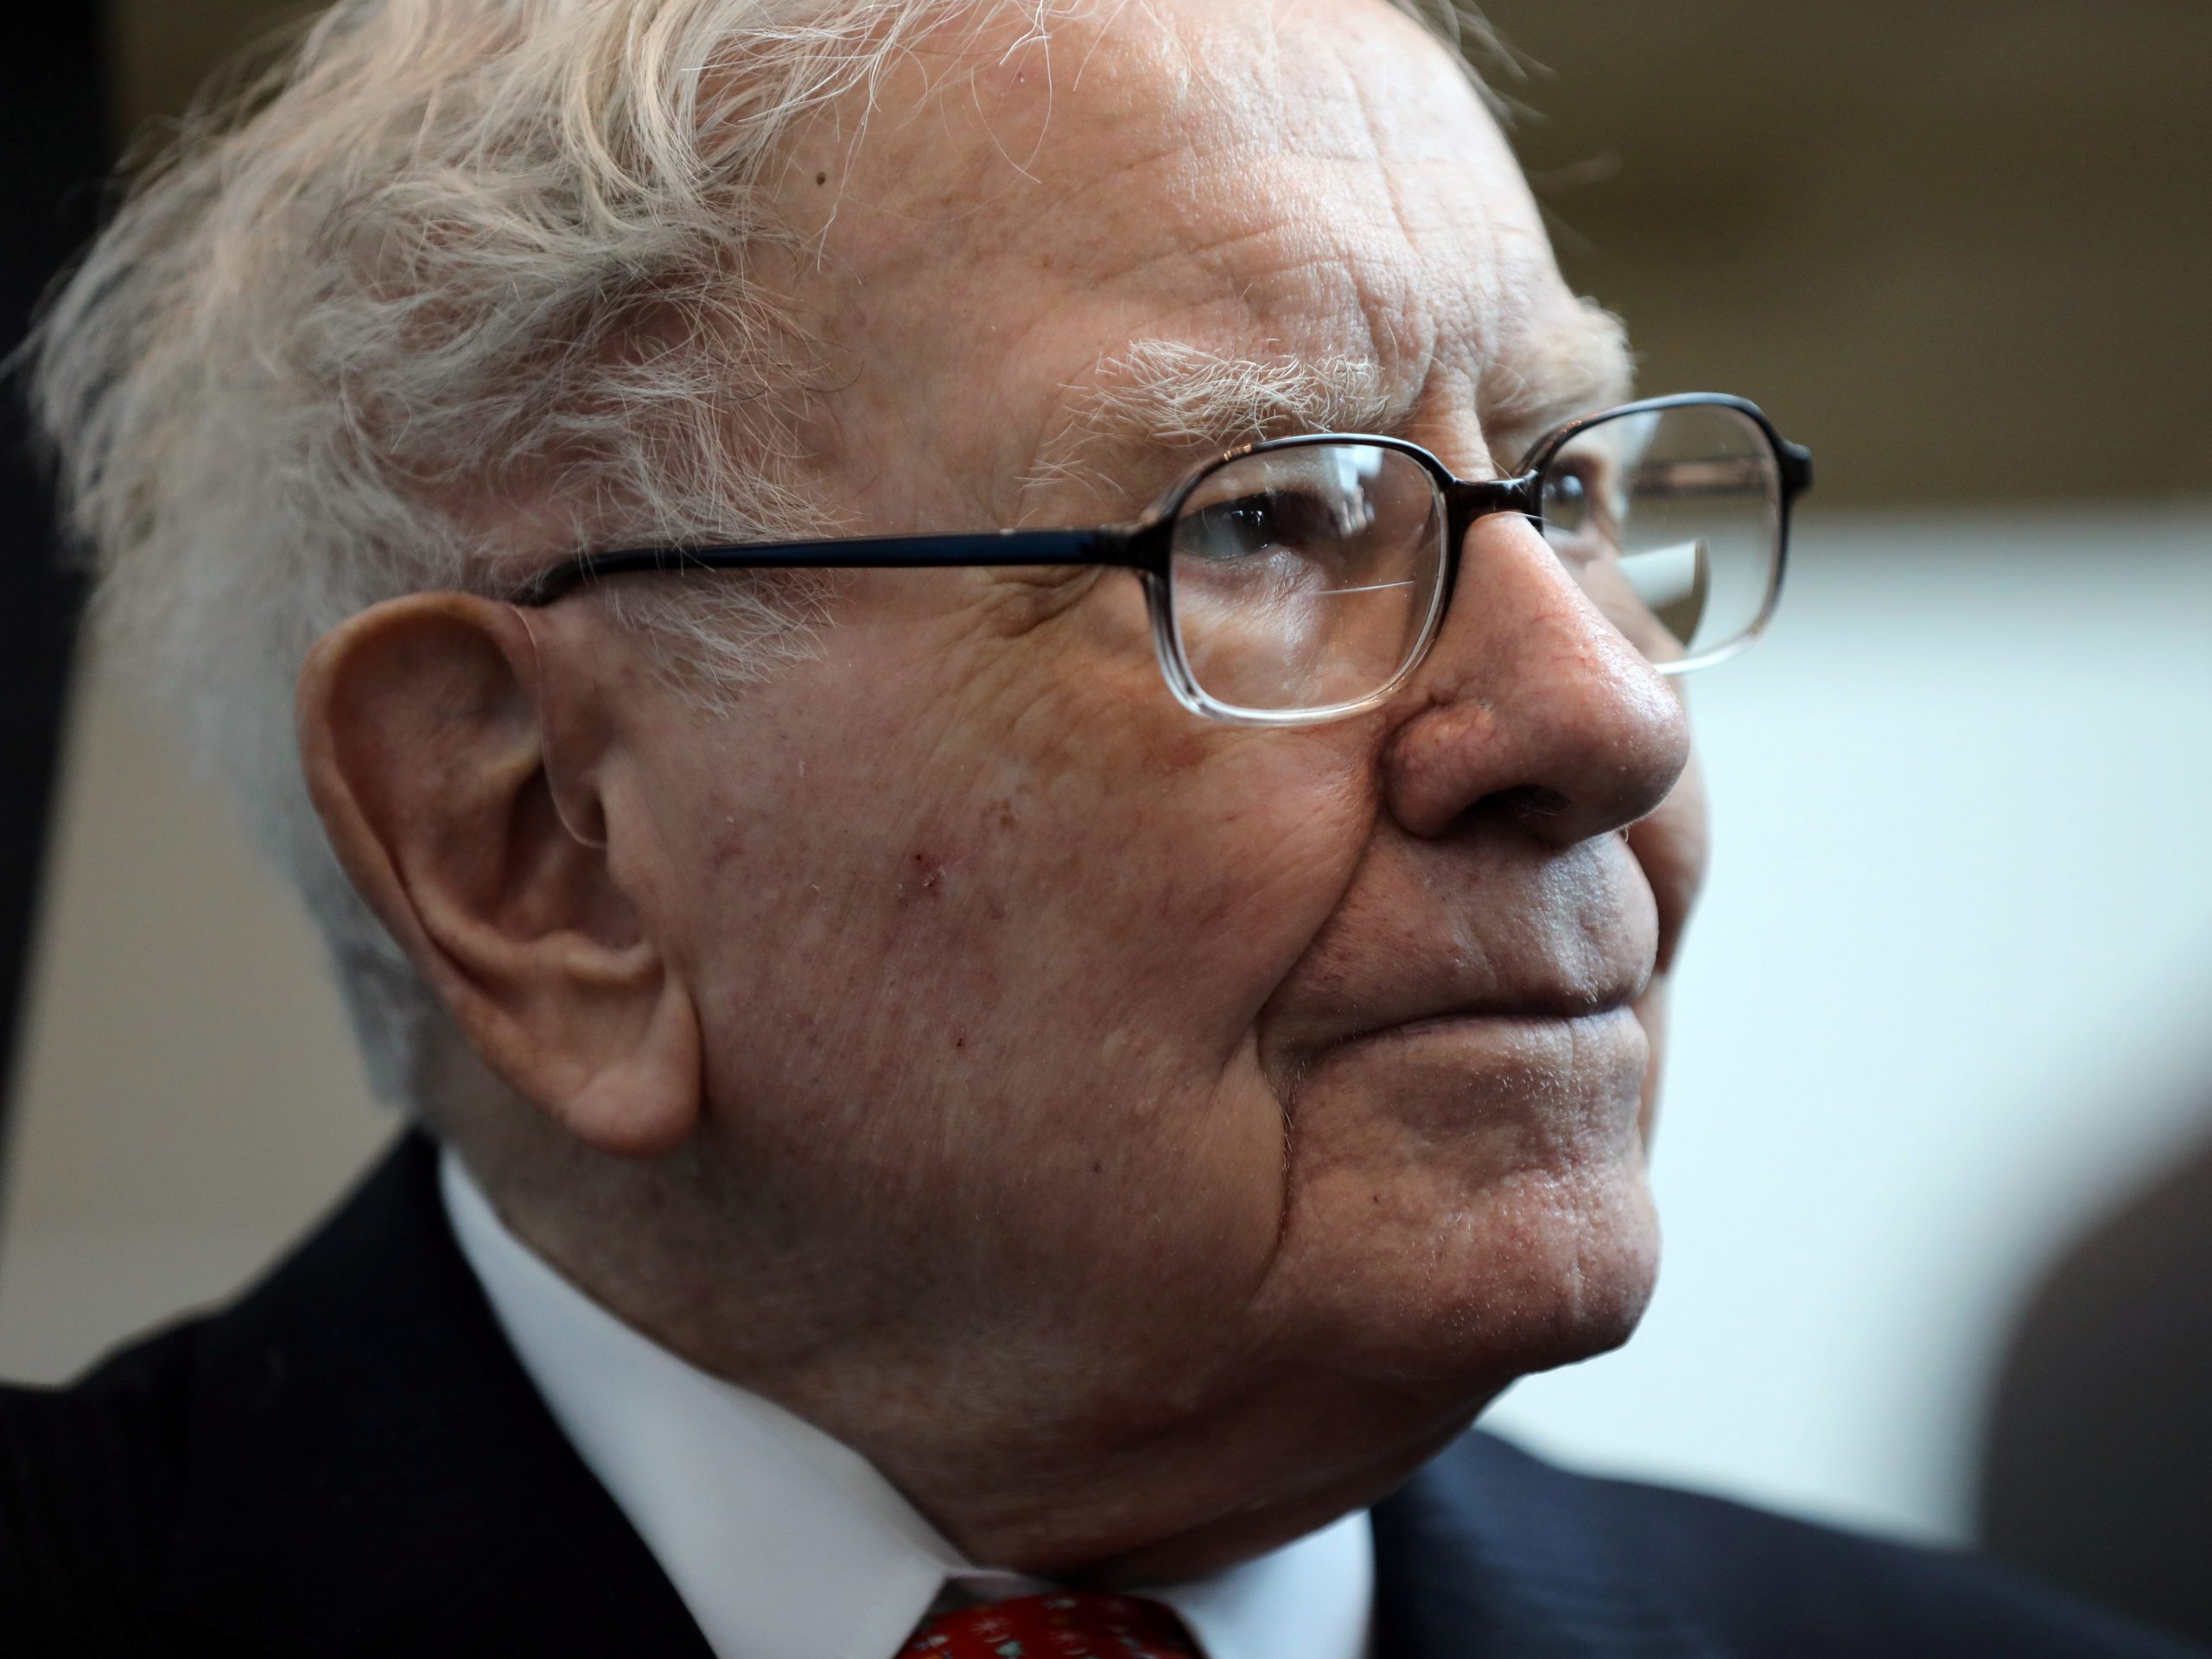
[303,0,1707,1585]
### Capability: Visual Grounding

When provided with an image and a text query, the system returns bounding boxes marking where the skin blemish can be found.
[899,849,946,900]
[816,171,829,186]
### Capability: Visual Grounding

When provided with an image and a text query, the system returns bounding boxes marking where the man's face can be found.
[561,0,1702,1569]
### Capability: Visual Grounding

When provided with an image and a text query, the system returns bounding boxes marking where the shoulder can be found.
[0,1135,699,1659]
[0,1319,208,1654]
[1390,1431,2204,1656]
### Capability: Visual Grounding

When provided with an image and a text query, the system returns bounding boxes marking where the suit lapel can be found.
[152,1132,714,1658]
[1372,1432,1727,1659]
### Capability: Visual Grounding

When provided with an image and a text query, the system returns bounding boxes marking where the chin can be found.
[1272,1012,1664,1391]
[1467,1160,1662,1376]
[1274,1148,1663,1397]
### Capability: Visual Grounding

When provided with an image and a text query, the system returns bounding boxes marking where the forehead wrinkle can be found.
[809,2,1598,524]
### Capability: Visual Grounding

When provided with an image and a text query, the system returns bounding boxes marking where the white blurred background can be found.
[1487,505,2212,1542]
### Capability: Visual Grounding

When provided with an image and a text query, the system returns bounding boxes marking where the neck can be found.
[452,1119,1483,1579]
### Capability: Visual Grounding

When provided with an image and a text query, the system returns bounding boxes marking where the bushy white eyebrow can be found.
[1036,307,1635,500]
[1025,341,1404,508]
[1072,340,1405,449]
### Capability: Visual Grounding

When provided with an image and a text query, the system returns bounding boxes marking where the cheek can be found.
[656,614,1386,1296]
[1002,712,1382,1060]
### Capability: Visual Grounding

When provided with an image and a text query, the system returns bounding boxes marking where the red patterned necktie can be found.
[900,1591,1201,1659]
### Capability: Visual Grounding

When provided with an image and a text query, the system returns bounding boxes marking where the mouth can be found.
[1318,1000,1654,1065]
[1287,1001,1653,1160]
[1325,980,1649,1058]
[1266,846,1664,1077]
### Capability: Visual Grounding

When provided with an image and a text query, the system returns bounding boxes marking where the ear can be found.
[296,593,699,1158]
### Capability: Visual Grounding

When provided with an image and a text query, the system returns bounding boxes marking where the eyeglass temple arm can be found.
[511,526,1147,607]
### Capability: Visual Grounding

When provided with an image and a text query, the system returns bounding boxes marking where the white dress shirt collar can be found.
[440,1150,1373,1659]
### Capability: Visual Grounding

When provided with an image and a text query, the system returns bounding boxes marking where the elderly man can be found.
[2,1,2192,1655]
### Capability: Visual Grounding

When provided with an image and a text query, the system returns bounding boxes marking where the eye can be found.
[1181,486,1347,562]
[1539,449,1622,563]
[1541,456,1595,532]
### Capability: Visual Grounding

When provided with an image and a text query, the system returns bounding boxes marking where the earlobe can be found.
[296,592,702,1158]
[555,970,702,1159]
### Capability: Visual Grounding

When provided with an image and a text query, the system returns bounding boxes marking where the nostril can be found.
[1484,784,1573,827]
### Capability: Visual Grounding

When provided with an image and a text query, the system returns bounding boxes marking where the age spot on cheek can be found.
[1138,721,1215,780]
[899,849,946,901]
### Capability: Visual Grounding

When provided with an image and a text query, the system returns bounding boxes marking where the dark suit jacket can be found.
[2,1134,2198,1657]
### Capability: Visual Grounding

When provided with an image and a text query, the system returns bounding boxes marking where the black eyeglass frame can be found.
[512,391,1815,726]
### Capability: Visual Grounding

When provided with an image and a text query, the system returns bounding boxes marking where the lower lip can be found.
[1347,1003,1643,1056]
[1306,1007,1650,1134]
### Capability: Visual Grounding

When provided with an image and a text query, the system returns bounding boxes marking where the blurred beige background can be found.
[1490,0,2212,505]
[4,0,2210,1572]
[95,0,2212,510]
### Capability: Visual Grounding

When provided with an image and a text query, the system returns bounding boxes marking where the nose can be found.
[1381,511,1692,845]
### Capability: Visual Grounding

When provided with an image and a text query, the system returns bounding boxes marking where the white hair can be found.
[29,0,1491,1107]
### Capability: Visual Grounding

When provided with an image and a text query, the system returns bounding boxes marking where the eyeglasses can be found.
[514,392,1813,726]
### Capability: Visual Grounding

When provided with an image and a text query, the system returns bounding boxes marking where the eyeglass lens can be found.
[1538,403,1783,671]
[1167,442,1446,718]
[1165,403,1783,716]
